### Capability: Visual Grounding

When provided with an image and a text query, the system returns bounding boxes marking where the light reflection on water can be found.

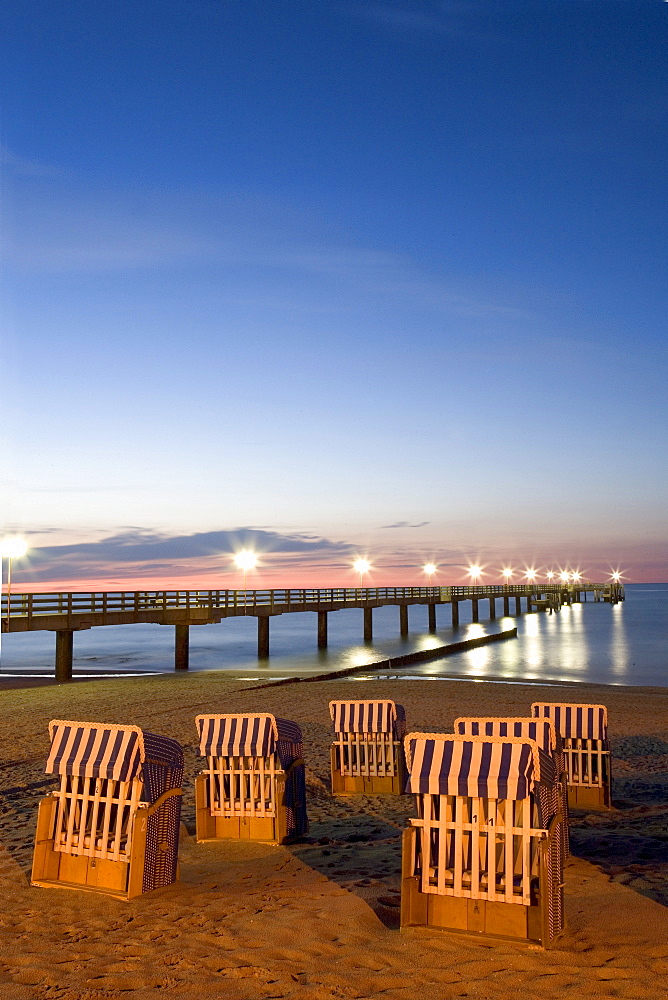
[1,584,666,687]
[396,588,667,687]
[610,604,629,679]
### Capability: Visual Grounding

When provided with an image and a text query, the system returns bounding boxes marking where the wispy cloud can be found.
[13,527,355,584]
[335,1,499,43]
[1,145,64,178]
[380,521,430,529]
[5,184,533,320]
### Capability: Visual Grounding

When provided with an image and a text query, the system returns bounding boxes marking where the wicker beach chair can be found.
[454,717,569,857]
[329,699,407,795]
[531,702,611,809]
[31,720,183,900]
[400,733,565,947]
[194,713,308,844]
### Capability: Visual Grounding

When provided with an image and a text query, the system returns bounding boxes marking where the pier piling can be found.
[55,630,73,682]
[258,617,270,659]
[364,607,373,641]
[428,604,437,633]
[399,605,409,637]
[175,624,189,670]
[317,610,328,648]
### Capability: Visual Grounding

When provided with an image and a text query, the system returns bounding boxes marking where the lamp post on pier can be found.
[353,558,371,589]
[1,537,28,662]
[233,550,257,613]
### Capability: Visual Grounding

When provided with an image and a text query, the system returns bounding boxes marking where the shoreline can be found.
[2,667,668,696]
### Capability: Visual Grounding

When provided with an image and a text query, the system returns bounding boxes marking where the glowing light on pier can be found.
[546,570,555,581]
[468,565,482,582]
[525,568,537,583]
[1,536,28,635]
[353,558,371,586]
[502,567,513,582]
[233,550,257,590]
[1,537,28,559]
[611,570,623,582]
[423,563,437,580]
[559,571,570,583]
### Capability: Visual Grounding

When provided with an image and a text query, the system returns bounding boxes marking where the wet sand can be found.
[1,671,667,999]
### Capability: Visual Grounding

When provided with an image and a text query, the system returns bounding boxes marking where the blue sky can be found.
[1,0,666,587]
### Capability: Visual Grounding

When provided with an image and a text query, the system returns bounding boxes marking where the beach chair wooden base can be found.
[399,828,556,948]
[194,771,293,845]
[329,746,406,795]
[31,794,149,901]
[567,783,611,810]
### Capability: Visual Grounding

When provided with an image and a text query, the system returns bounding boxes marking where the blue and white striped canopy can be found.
[531,702,607,740]
[45,720,182,783]
[46,721,143,781]
[196,713,302,758]
[404,733,545,799]
[329,699,404,736]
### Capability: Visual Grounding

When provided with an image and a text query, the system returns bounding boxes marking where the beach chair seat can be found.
[454,716,569,856]
[329,699,407,795]
[400,733,564,947]
[532,702,610,809]
[194,713,308,844]
[31,720,183,900]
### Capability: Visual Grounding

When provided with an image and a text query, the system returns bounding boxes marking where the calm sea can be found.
[1,583,666,688]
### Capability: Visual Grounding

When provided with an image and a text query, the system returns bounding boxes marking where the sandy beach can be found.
[1,670,667,1000]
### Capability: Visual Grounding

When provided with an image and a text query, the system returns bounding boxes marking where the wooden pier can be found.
[0,583,623,681]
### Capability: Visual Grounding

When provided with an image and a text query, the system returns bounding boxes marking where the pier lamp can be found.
[525,568,537,583]
[468,565,482,584]
[546,571,555,582]
[611,571,622,583]
[233,550,257,591]
[1,536,28,635]
[423,562,437,583]
[353,558,371,587]
[502,567,513,584]
[559,571,570,584]
[572,571,582,583]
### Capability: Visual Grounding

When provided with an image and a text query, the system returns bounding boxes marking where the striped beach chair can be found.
[454,717,569,857]
[329,699,407,795]
[532,702,611,809]
[31,720,183,900]
[401,733,565,947]
[194,713,308,844]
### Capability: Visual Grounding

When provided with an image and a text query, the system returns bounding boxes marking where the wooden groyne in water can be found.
[1,583,623,681]
[242,627,519,689]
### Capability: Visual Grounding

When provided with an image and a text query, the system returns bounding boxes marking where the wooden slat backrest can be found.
[205,753,278,817]
[53,774,144,861]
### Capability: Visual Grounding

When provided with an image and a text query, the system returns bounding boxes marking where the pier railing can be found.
[1,583,598,620]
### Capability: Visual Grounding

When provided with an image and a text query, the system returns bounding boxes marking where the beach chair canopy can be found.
[329,700,406,738]
[196,713,303,764]
[404,733,555,799]
[531,703,608,740]
[45,720,183,802]
[454,717,559,754]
